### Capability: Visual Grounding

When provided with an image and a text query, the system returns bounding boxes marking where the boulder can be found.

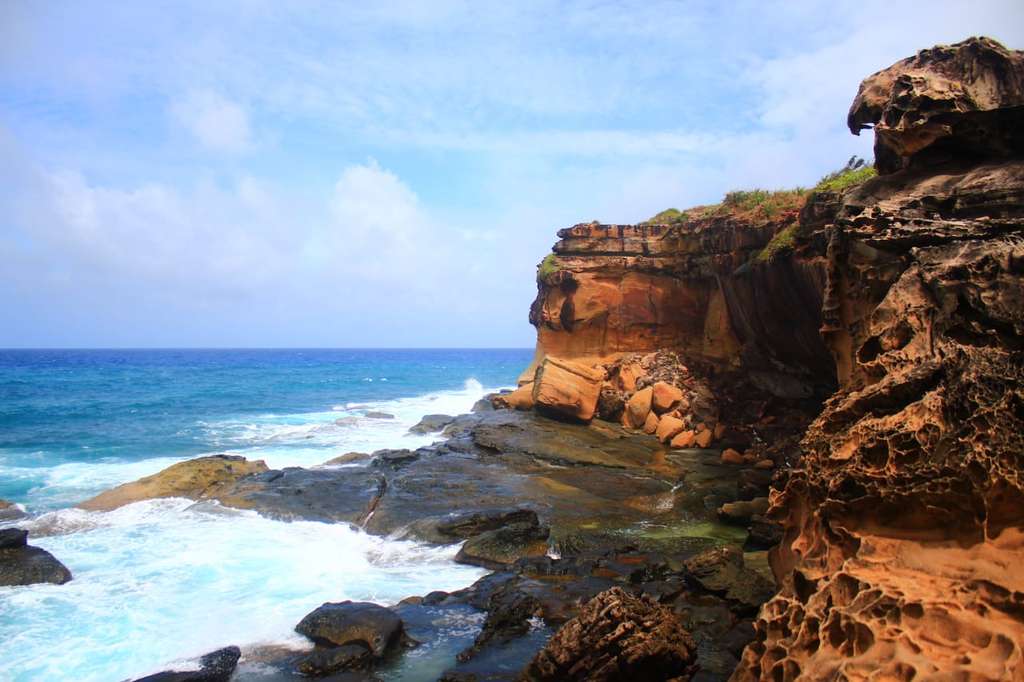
[642,412,659,435]
[683,546,775,614]
[80,455,268,511]
[718,497,770,524]
[457,581,541,662]
[650,382,683,414]
[848,37,1024,173]
[753,458,774,470]
[408,414,454,434]
[670,430,696,449]
[296,644,372,676]
[493,383,535,411]
[295,601,407,658]
[0,499,26,521]
[523,587,696,681]
[595,384,626,422]
[0,528,72,587]
[531,357,605,422]
[694,428,713,449]
[720,448,744,465]
[471,396,495,412]
[454,522,550,570]
[132,646,241,682]
[655,415,684,444]
[623,387,653,429]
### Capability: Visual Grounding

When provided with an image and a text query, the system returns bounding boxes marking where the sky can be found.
[1,1,1022,348]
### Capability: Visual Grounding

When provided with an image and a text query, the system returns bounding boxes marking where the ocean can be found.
[0,348,532,681]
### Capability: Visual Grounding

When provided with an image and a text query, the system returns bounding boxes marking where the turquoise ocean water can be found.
[0,348,531,681]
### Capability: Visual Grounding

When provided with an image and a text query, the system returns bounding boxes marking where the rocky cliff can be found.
[526,37,1024,680]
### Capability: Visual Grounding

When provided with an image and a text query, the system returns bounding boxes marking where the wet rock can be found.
[671,430,696,448]
[323,452,371,465]
[457,581,541,662]
[0,528,72,586]
[472,397,495,412]
[436,509,539,540]
[651,381,683,414]
[720,448,744,465]
[743,515,783,551]
[0,499,26,521]
[717,497,769,525]
[693,428,713,448]
[624,386,653,429]
[524,586,696,681]
[132,645,241,682]
[297,644,372,676]
[364,411,394,420]
[531,357,604,422]
[683,546,774,615]
[642,412,659,434]
[295,601,408,658]
[80,455,269,511]
[408,414,455,434]
[455,522,550,570]
[370,449,419,470]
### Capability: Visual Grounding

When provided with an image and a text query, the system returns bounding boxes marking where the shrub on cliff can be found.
[537,254,560,281]
[719,188,808,220]
[644,208,688,224]
[814,156,877,192]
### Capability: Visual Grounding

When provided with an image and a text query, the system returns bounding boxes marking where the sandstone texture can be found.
[531,356,605,422]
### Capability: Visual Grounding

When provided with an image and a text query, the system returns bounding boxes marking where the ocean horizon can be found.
[0,347,532,680]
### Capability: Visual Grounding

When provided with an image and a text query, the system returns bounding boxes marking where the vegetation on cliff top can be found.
[537,253,560,281]
[813,157,877,192]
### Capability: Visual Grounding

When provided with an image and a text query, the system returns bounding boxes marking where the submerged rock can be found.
[0,528,72,587]
[524,587,696,681]
[132,645,240,682]
[79,455,269,511]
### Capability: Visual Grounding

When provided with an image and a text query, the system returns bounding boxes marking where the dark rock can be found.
[131,646,240,682]
[295,601,406,658]
[436,509,539,540]
[0,499,26,521]
[0,528,28,549]
[457,582,541,662]
[717,497,769,525]
[472,397,496,412]
[0,529,72,587]
[595,385,626,422]
[455,522,550,570]
[296,643,372,676]
[409,414,455,434]
[743,514,783,551]
[683,546,775,614]
[322,452,371,465]
[364,412,394,420]
[523,586,696,681]
[370,449,419,470]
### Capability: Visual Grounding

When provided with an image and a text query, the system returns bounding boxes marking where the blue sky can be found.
[2,1,1022,348]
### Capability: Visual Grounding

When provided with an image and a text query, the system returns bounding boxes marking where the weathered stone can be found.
[0,529,72,587]
[454,522,550,570]
[131,646,241,682]
[720,448,744,465]
[642,411,659,435]
[435,508,539,540]
[296,644,372,676]
[79,455,268,511]
[655,415,685,443]
[595,384,626,422]
[717,497,770,524]
[694,429,713,449]
[531,357,604,422]
[493,382,535,411]
[0,499,26,521]
[408,414,455,434]
[650,381,683,414]
[624,386,653,429]
[295,601,406,658]
[322,452,371,466]
[523,587,696,681]
[670,430,696,449]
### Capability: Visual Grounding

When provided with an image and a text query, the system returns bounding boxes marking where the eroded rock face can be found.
[848,36,1024,174]
[523,586,696,681]
[734,37,1024,682]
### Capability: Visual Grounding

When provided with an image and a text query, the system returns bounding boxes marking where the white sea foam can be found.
[0,499,486,681]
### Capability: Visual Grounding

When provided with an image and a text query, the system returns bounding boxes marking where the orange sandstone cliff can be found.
[525,37,1024,680]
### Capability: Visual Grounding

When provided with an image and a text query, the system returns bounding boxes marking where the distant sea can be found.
[0,348,531,681]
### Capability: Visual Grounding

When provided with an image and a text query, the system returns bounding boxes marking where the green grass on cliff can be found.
[537,253,560,281]
[645,208,689,224]
[755,223,801,262]
[719,188,809,220]
[814,157,877,192]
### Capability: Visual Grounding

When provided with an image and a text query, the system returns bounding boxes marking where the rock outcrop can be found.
[294,601,412,675]
[731,37,1024,681]
[79,454,269,511]
[0,528,72,586]
[523,586,696,681]
[132,646,240,682]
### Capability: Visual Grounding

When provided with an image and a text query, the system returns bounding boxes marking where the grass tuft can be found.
[537,254,560,281]
[814,156,877,192]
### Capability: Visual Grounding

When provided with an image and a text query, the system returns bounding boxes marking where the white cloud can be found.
[171,90,252,152]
